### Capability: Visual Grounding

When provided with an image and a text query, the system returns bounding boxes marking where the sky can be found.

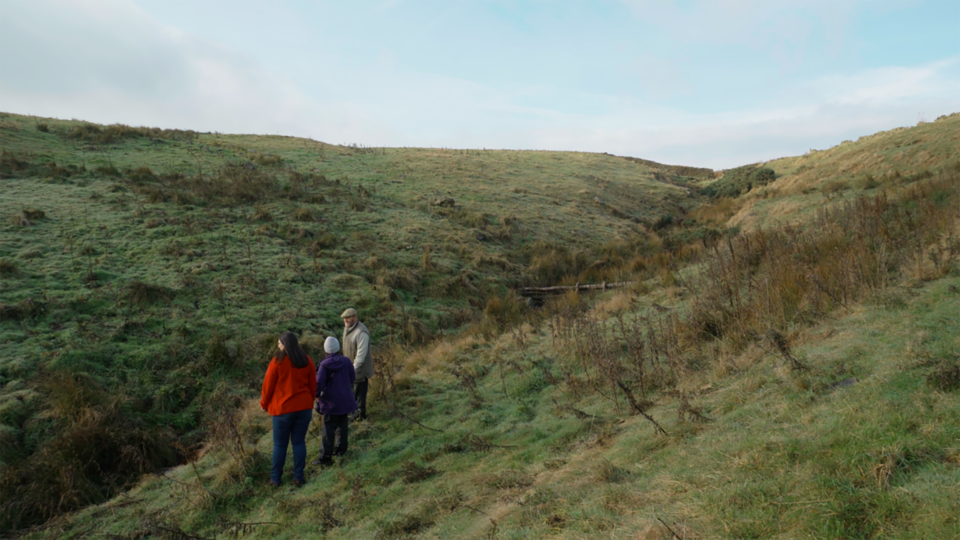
[1,0,958,168]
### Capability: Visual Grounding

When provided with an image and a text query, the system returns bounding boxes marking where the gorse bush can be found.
[702,165,777,198]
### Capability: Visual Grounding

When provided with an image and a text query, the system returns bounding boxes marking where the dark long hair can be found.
[278,331,309,369]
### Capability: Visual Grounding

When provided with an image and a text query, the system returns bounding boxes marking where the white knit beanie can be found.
[324,336,340,354]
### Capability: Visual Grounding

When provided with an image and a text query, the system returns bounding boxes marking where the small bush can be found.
[927,359,960,391]
[596,459,631,483]
[375,267,421,292]
[859,174,880,190]
[397,312,433,345]
[35,123,49,133]
[284,226,314,242]
[821,179,848,198]
[0,150,31,177]
[702,165,776,198]
[400,461,438,483]
[251,205,272,221]
[347,196,367,212]
[123,281,173,305]
[0,258,17,276]
[127,166,157,183]
[254,153,282,166]
[8,209,45,226]
[311,233,337,252]
[904,169,934,183]
[480,291,527,335]
[95,165,121,177]
[293,208,315,222]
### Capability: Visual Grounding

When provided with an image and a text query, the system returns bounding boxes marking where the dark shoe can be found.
[311,458,333,467]
[293,479,305,488]
[269,480,281,487]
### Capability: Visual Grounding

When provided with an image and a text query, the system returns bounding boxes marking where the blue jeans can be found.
[271,408,312,484]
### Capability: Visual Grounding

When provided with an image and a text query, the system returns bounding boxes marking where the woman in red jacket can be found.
[260,331,317,487]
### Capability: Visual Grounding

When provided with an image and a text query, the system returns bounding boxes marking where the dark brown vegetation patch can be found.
[123,281,173,305]
[927,358,960,391]
[66,123,198,144]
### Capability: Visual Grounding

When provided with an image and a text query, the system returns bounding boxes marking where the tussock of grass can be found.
[123,281,173,305]
[0,258,18,275]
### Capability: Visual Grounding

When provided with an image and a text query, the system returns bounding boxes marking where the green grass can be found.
[717,112,960,232]
[0,111,701,531]
[15,272,958,540]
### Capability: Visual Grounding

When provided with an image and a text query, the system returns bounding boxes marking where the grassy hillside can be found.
[22,272,960,539]
[696,112,960,232]
[0,112,700,531]
[2,112,959,538]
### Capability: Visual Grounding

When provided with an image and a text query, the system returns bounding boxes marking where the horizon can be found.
[1,0,959,169]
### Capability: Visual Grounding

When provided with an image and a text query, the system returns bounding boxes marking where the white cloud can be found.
[0,0,322,136]
[619,0,862,50]
[800,57,960,105]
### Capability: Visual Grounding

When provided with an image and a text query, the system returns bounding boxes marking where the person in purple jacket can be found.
[312,336,358,466]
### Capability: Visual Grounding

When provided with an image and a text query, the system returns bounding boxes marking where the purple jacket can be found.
[315,353,358,416]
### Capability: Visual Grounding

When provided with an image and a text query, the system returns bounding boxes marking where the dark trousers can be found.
[353,379,368,420]
[321,413,349,460]
[271,408,312,484]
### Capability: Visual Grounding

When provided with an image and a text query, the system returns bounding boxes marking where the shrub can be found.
[293,208,315,222]
[35,123,49,133]
[96,165,121,177]
[859,174,880,190]
[927,358,960,391]
[127,166,157,183]
[123,281,173,305]
[748,167,776,187]
[524,242,589,285]
[702,165,777,198]
[251,205,273,221]
[821,179,849,198]
[480,291,527,335]
[311,233,337,252]
[0,258,17,276]
[0,150,31,177]
[254,153,282,166]
[376,267,422,293]
[8,209,45,226]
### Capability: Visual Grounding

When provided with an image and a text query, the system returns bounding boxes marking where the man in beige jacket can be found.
[341,308,373,420]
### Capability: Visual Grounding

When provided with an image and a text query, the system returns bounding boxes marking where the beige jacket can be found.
[343,321,373,381]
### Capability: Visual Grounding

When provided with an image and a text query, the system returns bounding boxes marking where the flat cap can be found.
[340,308,358,318]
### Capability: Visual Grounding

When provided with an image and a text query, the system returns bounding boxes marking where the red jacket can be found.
[260,355,317,416]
